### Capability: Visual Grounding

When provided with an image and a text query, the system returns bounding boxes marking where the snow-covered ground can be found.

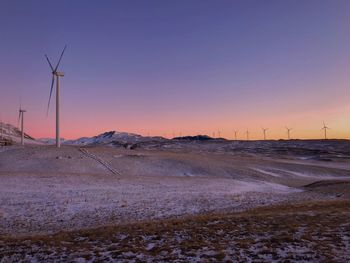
[1,200,349,262]
[0,170,305,236]
[0,143,349,237]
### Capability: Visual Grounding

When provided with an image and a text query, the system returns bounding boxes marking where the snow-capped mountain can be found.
[64,131,165,146]
[0,122,37,145]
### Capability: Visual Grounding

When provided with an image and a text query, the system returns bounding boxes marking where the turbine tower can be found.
[234,130,238,140]
[0,114,3,140]
[18,104,26,146]
[285,126,292,140]
[321,121,330,140]
[45,45,67,148]
[261,127,268,140]
[245,130,249,140]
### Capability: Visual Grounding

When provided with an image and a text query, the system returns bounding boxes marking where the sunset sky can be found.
[0,0,349,140]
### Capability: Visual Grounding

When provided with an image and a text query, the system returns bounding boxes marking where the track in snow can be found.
[79,148,121,176]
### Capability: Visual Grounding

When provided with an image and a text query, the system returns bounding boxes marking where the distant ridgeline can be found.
[173,135,216,141]
[0,122,35,145]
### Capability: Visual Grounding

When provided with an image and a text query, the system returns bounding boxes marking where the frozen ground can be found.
[0,141,349,261]
[2,200,349,262]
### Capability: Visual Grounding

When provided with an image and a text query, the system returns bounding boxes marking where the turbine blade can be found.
[45,55,54,71]
[46,75,55,116]
[54,45,67,71]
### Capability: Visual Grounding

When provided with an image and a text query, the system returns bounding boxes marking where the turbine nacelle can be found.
[54,71,65,77]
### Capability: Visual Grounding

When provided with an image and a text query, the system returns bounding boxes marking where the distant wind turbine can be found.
[0,114,3,140]
[261,127,268,140]
[321,121,330,140]
[285,126,292,140]
[45,45,67,148]
[18,103,26,146]
[245,130,249,141]
[234,130,238,140]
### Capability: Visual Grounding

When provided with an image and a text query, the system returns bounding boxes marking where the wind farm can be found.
[1,1,350,262]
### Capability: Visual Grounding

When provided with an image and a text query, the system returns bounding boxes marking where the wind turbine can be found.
[321,121,330,140]
[0,114,3,140]
[234,130,238,140]
[285,126,292,140]
[45,45,67,148]
[245,129,249,140]
[261,127,268,140]
[18,103,26,146]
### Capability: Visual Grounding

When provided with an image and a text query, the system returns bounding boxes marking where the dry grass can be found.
[1,200,350,262]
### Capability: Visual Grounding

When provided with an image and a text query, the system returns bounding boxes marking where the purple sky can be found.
[0,0,350,139]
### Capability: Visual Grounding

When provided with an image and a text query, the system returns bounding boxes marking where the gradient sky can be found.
[1,0,350,140]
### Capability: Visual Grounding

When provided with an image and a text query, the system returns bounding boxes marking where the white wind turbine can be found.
[321,121,330,140]
[245,129,249,141]
[285,126,292,140]
[261,127,268,140]
[18,103,26,146]
[45,46,67,148]
[0,114,3,140]
[234,130,238,140]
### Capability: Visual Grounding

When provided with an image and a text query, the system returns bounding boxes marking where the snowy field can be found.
[0,141,350,261]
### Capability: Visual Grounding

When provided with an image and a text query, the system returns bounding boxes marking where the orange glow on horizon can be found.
[18,102,350,140]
